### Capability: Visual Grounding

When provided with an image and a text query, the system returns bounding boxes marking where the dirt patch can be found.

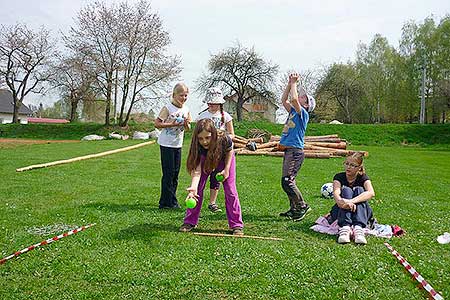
[0,138,79,149]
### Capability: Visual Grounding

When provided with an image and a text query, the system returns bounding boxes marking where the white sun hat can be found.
[204,87,226,104]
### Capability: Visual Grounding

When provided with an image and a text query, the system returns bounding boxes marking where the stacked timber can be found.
[232,134,368,159]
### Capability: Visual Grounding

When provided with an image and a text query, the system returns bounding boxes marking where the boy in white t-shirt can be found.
[155,83,192,209]
[196,87,234,213]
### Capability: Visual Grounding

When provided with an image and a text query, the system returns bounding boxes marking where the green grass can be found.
[0,139,449,299]
[2,122,450,148]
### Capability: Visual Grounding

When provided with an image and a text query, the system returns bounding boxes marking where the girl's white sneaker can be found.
[354,225,367,245]
[338,226,351,244]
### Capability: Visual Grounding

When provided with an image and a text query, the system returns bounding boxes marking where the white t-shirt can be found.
[157,102,190,148]
[196,110,232,132]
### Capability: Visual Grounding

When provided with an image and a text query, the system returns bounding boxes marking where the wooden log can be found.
[247,137,264,143]
[192,232,283,241]
[304,138,343,143]
[305,141,347,149]
[257,141,279,149]
[269,135,281,142]
[233,135,248,143]
[235,149,330,158]
[305,152,331,158]
[304,148,368,157]
[16,140,156,172]
[305,134,339,140]
[233,142,247,149]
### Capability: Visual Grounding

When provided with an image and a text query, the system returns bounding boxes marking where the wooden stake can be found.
[16,140,156,172]
[192,232,283,241]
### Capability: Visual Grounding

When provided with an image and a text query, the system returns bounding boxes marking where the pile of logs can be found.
[232,134,368,159]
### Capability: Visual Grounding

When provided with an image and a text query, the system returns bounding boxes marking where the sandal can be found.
[179,223,196,232]
[232,227,244,236]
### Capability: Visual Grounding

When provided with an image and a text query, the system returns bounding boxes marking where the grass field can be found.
[0,136,449,299]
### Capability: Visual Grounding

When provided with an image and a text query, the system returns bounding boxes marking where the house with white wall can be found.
[0,89,33,124]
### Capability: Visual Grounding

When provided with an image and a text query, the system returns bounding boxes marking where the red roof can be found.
[28,118,70,124]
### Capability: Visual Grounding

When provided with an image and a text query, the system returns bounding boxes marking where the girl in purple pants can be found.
[179,119,244,235]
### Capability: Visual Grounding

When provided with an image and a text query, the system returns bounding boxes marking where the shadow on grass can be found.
[83,202,171,213]
[286,221,337,242]
[115,222,180,240]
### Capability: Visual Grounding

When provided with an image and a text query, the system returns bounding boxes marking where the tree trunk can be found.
[236,96,245,121]
[12,97,21,123]
[70,99,79,122]
[104,76,113,126]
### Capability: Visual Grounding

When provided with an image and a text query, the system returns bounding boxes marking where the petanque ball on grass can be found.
[185,197,197,209]
[215,173,225,182]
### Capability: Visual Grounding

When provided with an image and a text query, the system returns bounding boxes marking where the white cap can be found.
[306,94,316,112]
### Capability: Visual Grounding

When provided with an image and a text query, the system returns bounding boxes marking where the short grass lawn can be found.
[0,140,449,299]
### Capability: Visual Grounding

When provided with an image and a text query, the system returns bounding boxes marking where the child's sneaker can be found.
[279,209,294,218]
[338,226,351,244]
[179,223,196,232]
[208,203,222,213]
[291,205,311,222]
[354,225,367,245]
[232,227,244,236]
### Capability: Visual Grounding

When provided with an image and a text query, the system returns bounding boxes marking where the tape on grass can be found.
[1,223,96,265]
[384,242,443,300]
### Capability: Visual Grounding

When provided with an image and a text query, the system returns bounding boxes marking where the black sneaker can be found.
[208,203,222,213]
[292,205,311,222]
[279,209,294,219]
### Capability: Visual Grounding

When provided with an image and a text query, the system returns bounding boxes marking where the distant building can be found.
[28,118,69,124]
[0,89,33,124]
[224,90,279,123]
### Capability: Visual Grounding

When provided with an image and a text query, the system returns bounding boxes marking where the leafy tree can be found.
[316,63,366,123]
[356,34,396,123]
[0,24,56,123]
[196,42,278,121]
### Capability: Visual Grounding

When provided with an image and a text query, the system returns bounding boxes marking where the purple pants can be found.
[183,153,243,229]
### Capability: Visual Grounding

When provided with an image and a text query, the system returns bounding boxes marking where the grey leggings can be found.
[281,148,307,210]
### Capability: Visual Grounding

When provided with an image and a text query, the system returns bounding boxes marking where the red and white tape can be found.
[384,242,443,300]
[1,223,96,265]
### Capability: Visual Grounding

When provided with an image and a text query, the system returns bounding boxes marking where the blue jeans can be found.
[330,186,373,228]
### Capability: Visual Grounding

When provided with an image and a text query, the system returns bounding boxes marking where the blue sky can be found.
[1,0,449,117]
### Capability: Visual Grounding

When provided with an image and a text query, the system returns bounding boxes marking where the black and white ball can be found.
[321,183,334,199]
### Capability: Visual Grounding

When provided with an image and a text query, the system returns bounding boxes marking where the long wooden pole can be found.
[192,232,283,241]
[16,140,155,172]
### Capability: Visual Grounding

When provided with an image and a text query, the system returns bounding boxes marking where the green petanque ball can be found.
[185,197,197,209]
[215,173,225,182]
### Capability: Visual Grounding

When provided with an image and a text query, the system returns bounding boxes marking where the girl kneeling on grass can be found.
[330,152,375,245]
[179,119,244,235]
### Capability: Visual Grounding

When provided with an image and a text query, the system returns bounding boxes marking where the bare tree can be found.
[115,0,180,126]
[65,0,180,126]
[51,53,97,122]
[64,1,122,125]
[275,69,319,122]
[196,42,279,121]
[0,24,56,123]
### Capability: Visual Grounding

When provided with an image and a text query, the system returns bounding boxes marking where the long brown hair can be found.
[187,119,227,174]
